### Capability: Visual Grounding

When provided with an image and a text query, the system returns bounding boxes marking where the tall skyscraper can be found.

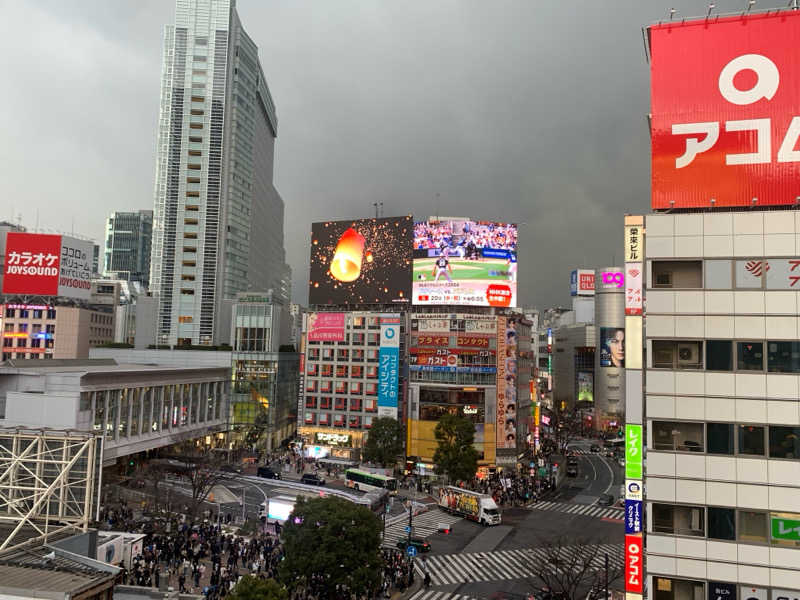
[150,0,291,346]
[104,210,153,287]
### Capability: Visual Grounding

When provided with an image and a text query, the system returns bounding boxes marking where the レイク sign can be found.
[625,425,643,479]
[650,12,800,208]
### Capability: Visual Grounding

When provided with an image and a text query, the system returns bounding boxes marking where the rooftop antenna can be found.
[669,7,676,19]
[380,202,384,218]
[745,0,756,13]
[373,202,378,219]
[707,2,716,17]
[791,0,798,9]
[435,192,440,220]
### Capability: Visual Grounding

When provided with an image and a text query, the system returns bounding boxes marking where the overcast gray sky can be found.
[0,1,789,309]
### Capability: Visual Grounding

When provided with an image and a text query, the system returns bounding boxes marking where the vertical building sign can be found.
[298,314,307,429]
[496,317,518,450]
[625,424,643,479]
[378,314,400,419]
[624,534,643,594]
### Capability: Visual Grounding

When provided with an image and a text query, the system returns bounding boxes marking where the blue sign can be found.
[481,248,511,260]
[404,525,411,533]
[406,546,417,557]
[409,365,497,374]
[570,270,578,296]
[625,499,643,535]
[378,346,399,410]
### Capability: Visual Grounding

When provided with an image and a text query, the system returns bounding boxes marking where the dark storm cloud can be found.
[1,1,790,309]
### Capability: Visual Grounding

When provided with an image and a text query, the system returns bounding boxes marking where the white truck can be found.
[438,486,501,526]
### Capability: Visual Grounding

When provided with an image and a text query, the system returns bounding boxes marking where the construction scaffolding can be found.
[0,429,102,552]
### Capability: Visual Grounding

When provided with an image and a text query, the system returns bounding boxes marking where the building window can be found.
[651,341,703,370]
[769,426,800,459]
[319,413,330,426]
[305,397,317,409]
[320,397,332,410]
[349,398,361,411]
[365,398,377,412]
[334,398,346,411]
[652,504,704,536]
[652,260,702,288]
[4,308,14,318]
[704,260,732,289]
[706,423,734,455]
[46,309,56,319]
[737,342,764,371]
[707,507,736,541]
[652,421,704,452]
[705,340,733,371]
[738,425,765,456]
[333,414,345,427]
[738,510,768,543]
[366,366,378,378]
[351,366,363,378]
[736,260,764,289]
[767,341,800,373]
[653,578,705,600]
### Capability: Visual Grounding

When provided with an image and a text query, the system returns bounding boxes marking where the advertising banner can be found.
[625,500,643,535]
[307,313,346,342]
[496,317,518,449]
[624,534,643,594]
[650,12,800,208]
[309,216,412,305]
[625,425,643,480]
[570,270,578,296]
[771,515,800,541]
[600,327,625,368]
[599,268,624,290]
[413,219,517,307]
[625,263,643,316]
[577,269,595,296]
[465,319,497,334]
[417,318,450,333]
[378,315,400,418]
[576,371,593,403]
[415,334,450,346]
[2,232,92,299]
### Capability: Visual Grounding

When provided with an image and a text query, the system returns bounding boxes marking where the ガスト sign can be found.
[650,11,800,208]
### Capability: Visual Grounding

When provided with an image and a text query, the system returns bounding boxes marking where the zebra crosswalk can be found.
[382,509,462,548]
[408,590,479,600]
[529,500,624,520]
[418,543,623,586]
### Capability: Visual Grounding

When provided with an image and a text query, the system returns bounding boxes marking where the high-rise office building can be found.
[104,210,153,287]
[150,0,291,347]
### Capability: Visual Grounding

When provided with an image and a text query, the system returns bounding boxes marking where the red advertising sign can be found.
[307,312,345,342]
[624,534,643,594]
[2,233,62,296]
[457,336,490,348]
[650,11,800,208]
[578,271,595,295]
[416,335,450,346]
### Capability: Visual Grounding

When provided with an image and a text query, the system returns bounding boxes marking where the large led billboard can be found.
[650,11,800,208]
[413,219,517,307]
[2,232,93,300]
[309,216,412,305]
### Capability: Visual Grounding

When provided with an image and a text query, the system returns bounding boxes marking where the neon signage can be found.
[601,270,624,288]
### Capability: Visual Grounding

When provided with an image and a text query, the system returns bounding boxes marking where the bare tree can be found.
[527,536,624,600]
[164,452,227,519]
[553,409,584,454]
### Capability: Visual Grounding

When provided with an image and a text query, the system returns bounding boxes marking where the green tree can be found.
[433,413,479,483]
[228,575,288,600]
[362,416,404,467]
[279,496,383,597]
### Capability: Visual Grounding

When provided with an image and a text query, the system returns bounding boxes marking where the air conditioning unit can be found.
[677,343,699,366]
[654,271,673,287]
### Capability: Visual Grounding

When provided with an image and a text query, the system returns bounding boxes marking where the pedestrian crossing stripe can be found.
[408,590,479,600]
[382,510,462,548]
[529,500,623,520]
[418,543,624,586]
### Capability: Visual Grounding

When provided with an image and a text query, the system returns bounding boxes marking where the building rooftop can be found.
[0,358,228,376]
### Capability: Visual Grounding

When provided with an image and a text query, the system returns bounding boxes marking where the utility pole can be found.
[604,551,609,600]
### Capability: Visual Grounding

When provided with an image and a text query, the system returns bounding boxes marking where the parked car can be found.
[300,473,326,486]
[257,466,281,480]
[396,537,431,553]
[597,493,614,506]
[567,466,578,477]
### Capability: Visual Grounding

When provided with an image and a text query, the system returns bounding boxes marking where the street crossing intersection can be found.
[382,510,462,548]
[409,591,479,600]
[529,500,624,520]
[417,542,624,586]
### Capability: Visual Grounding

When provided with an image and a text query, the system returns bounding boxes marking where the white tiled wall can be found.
[644,211,800,585]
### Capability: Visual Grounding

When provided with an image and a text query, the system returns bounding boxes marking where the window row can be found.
[306,364,380,378]
[652,420,800,459]
[652,339,800,373]
[306,349,381,362]
[411,318,497,334]
[652,258,800,290]
[303,413,375,428]
[3,308,57,319]
[305,382,379,395]
[304,397,378,412]
[653,502,800,548]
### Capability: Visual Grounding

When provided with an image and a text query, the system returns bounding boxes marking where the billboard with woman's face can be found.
[600,327,625,368]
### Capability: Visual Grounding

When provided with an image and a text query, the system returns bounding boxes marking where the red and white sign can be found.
[2,232,92,300]
[625,263,643,316]
[650,11,800,208]
[578,270,595,296]
[624,534,643,594]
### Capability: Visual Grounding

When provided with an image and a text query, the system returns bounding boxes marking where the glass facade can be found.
[104,210,153,286]
[151,0,290,346]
